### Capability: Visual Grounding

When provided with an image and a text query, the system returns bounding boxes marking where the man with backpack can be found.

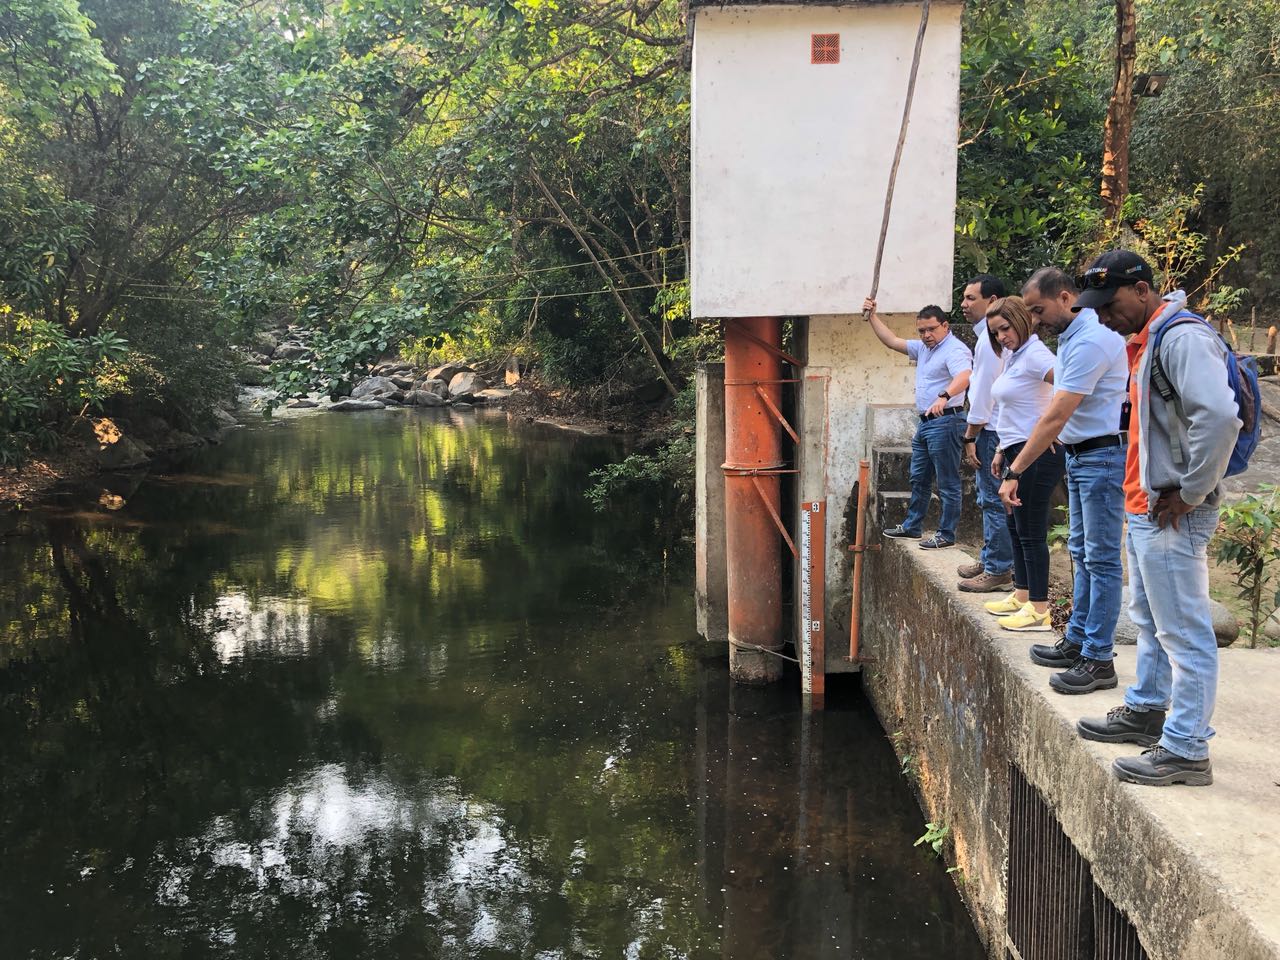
[1074,250,1252,787]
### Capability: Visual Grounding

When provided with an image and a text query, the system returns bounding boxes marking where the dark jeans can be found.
[904,414,965,541]
[1003,442,1066,602]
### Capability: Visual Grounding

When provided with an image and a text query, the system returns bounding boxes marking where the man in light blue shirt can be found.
[864,298,973,549]
[999,267,1129,694]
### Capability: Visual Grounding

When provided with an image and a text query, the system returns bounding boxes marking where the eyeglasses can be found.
[1075,266,1144,291]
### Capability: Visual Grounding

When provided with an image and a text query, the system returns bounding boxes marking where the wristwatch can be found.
[962,436,976,445]
[938,391,951,400]
[1001,465,1022,482]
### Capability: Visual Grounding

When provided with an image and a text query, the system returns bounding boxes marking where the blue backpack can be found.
[1150,311,1262,478]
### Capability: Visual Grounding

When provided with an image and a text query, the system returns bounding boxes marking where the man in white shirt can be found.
[999,267,1129,695]
[957,275,1015,593]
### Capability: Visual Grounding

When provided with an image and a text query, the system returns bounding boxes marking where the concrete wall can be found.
[800,315,920,671]
[690,3,962,317]
[860,539,1280,960]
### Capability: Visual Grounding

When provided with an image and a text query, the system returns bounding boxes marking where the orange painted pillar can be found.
[723,317,785,684]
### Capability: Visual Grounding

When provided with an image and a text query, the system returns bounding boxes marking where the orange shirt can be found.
[1123,307,1166,515]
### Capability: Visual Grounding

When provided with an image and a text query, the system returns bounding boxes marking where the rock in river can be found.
[329,399,386,412]
[404,390,447,407]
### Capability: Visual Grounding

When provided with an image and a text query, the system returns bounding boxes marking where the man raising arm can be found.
[863,297,972,549]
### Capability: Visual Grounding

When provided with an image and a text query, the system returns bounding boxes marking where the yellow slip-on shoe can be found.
[984,592,1023,616]
[998,603,1054,632]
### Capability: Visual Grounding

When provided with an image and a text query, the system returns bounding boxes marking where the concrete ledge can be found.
[860,538,1280,960]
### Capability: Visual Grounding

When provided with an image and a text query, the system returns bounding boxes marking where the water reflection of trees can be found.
[0,411,713,958]
[0,411,979,959]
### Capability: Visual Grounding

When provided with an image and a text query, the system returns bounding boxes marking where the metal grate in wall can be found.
[810,33,840,64]
[1006,763,1149,960]
[1091,888,1148,960]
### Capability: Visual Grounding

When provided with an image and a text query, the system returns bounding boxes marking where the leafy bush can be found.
[585,384,696,530]
[1213,485,1280,647]
[0,309,131,463]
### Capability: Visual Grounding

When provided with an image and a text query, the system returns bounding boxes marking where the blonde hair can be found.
[986,296,1035,355]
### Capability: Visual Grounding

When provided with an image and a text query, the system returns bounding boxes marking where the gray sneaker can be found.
[1077,705,1165,745]
[958,570,1014,593]
[883,525,922,540]
[1113,746,1213,787]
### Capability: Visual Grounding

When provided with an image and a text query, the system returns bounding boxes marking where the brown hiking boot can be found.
[956,559,983,579]
[958,570,1014,593]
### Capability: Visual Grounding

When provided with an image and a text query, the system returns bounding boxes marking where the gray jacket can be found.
[1133,291,1241,509]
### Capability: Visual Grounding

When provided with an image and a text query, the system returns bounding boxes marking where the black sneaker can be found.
[1113,746,1213,787]
[1049,656,1117,694]
[1029,637,1082,668]
[883,525,921,540]
[918,534,955,550]
[1077,705,1165,745]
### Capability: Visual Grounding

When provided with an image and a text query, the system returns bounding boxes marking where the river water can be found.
[0,409,983,959]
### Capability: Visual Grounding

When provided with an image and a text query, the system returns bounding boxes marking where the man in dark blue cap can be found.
[1073,250,1240,786]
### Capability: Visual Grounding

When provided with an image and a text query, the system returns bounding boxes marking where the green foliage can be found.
[0,310,131,463]
[1212,485,1280,647]
[915,820,951,858]
[585,384,695,531]
[956,1,1105,283]
[1132,0,1280,301]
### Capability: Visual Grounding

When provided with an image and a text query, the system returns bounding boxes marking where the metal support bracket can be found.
[754,385,800,444]
[722,319,803,368]
[750,475,798,559]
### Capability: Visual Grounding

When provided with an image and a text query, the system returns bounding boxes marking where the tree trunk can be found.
[1101,0,1138,221]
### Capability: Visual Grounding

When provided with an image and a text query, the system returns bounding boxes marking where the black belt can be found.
[919,407,963,422]
[1064,434,1123,457]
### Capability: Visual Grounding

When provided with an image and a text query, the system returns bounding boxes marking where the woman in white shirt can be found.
[982,297,1064,633]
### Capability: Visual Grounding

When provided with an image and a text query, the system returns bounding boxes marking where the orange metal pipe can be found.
[848,459,871,661]
[723,317,785,685]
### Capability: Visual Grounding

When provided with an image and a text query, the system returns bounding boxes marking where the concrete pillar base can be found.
[728,642,785,685]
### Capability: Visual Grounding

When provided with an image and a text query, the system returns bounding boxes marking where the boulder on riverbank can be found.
[428,363,471,386]
[413,377,449,398]
[274,342,309,361]
[74,418,150,470]
[351,376,403,401]
[404,390,447,407]
[237,364,270,386]
[473,388,513,404]
[448,371,488,399]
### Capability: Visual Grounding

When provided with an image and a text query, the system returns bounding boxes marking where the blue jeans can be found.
[1123,507,1220,760]
[903,414,964,541]
[975,428,1013,575]
[1064,445,1125,660]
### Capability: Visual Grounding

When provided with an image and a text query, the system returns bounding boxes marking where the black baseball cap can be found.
[1072,251,1155,312]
